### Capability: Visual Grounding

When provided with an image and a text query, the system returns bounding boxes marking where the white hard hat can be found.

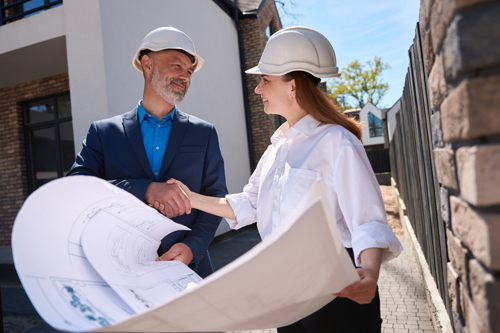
[246,26,340,78]
[132,27,205,73]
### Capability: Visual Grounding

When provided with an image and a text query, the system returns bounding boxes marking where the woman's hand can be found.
[167,178,192,198]
[333,247,383,304]
[150,178,192,216]
[333,267,378,304]
[152,179,236,219]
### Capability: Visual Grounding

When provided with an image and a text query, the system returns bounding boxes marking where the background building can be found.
[0,0,282,244]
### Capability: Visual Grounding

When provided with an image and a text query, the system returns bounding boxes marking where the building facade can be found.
[0,0,282,245]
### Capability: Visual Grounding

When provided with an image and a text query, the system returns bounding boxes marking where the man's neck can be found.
[141,93,175,121]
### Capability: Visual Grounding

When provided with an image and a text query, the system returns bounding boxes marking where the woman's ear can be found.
[290,79,296,97]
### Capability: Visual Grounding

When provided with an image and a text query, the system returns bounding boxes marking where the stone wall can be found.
[420,0,500,331]
[0,73,69,246]
[240,0,282,169]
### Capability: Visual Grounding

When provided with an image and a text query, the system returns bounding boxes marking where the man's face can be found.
[149,50,194,105]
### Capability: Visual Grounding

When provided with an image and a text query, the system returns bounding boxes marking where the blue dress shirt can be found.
[137,102,175,181]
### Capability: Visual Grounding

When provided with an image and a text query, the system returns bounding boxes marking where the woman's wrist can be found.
[190,192,200,210]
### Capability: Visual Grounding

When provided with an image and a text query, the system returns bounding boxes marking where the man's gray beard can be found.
[150,67,186,105]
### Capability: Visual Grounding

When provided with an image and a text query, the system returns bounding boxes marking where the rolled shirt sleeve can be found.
[225,190,257,229]
[333,141,403,266]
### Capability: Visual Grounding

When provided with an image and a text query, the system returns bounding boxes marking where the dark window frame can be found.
[23,92,73,193]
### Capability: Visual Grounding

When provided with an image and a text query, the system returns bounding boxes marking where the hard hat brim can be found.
[245,63,341,78]
[132,47,205,74]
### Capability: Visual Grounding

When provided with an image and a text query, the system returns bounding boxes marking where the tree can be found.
[275,0,301,26]
[328,56,390,110]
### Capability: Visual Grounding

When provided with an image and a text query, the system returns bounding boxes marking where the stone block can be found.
[428,53,448,111]
[456,144,500,207]
[427,117,443,158]
[461,286,486,333]
[433,148,458,190]
[420,0,434,34]
[449,264,468,332]
[450,196,500,271]
[431,111,444,148]
[469,258,500,333]
[430,0,457,53]
[456,0,498,10]
[446,228,469,284]
[441,75,500,142]
[440,186,450,226]
[423,29,435,74]
[443,2,500,80]
[447,262,461,315]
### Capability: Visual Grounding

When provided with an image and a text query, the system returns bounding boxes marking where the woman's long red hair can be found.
[284,71,362,141]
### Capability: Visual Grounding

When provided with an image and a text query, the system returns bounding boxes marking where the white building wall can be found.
[360,103,385,147]
[0,6,67,88]
[64,0,109,143]
[386,99,401,142]
[0,5,65,54]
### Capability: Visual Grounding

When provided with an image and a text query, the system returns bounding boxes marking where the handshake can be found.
[145,179,192,218]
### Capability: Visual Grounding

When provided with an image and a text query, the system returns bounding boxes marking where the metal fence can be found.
[366,148,391,174]
[389,23,449,311]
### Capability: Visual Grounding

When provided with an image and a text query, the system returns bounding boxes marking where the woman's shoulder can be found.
[315,123,363,147]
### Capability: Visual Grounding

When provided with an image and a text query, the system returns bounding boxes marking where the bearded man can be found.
[66,27,228,278]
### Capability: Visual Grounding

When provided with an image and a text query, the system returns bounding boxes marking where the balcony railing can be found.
[1,0,62,26]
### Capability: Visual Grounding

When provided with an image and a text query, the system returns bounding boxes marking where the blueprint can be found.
[12,176,359,332]
[12,176,192,332]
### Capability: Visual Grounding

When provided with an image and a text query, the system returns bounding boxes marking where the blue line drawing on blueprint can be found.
[53,278,113,327]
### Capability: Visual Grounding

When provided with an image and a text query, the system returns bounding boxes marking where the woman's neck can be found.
[282,107,308,135]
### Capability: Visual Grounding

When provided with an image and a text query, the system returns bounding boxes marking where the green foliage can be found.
[328,56,390,110]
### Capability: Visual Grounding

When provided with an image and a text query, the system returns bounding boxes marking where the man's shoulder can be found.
[176,109,214,130]
[94,109,137,126]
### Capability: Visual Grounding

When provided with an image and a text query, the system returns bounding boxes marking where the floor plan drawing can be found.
[12,176,359,332]
[12,176,191,331]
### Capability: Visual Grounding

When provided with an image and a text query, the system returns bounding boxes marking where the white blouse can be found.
[226,114,403,265]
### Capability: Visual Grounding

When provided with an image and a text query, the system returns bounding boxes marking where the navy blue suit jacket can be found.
[67,107,228,277]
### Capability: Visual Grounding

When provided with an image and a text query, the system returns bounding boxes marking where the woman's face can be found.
[254,75,295,118]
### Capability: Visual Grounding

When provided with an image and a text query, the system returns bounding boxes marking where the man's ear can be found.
[141,54,154,74]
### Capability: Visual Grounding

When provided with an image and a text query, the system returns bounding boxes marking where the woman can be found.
[157,27,403,332]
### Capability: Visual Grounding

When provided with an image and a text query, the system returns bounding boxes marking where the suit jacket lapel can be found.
[123,109,154,178]
[159,109,188,180]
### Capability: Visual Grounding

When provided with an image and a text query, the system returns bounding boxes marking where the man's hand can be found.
[155,243,193,266]
[145,181,191,218]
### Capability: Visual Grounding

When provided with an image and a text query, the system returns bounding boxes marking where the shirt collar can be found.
[270,114,321,146]
[137,100,176,123]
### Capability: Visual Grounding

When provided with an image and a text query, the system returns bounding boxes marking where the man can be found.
[67,27,228,278]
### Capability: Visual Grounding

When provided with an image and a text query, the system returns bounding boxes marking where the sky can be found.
[276,0,421,108]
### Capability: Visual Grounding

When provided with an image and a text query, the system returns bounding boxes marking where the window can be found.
[368,112,383,138]
[23,92,74,192]
[266,23,275,40]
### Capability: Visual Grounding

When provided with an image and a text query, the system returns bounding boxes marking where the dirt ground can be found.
[379,185,405,238]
